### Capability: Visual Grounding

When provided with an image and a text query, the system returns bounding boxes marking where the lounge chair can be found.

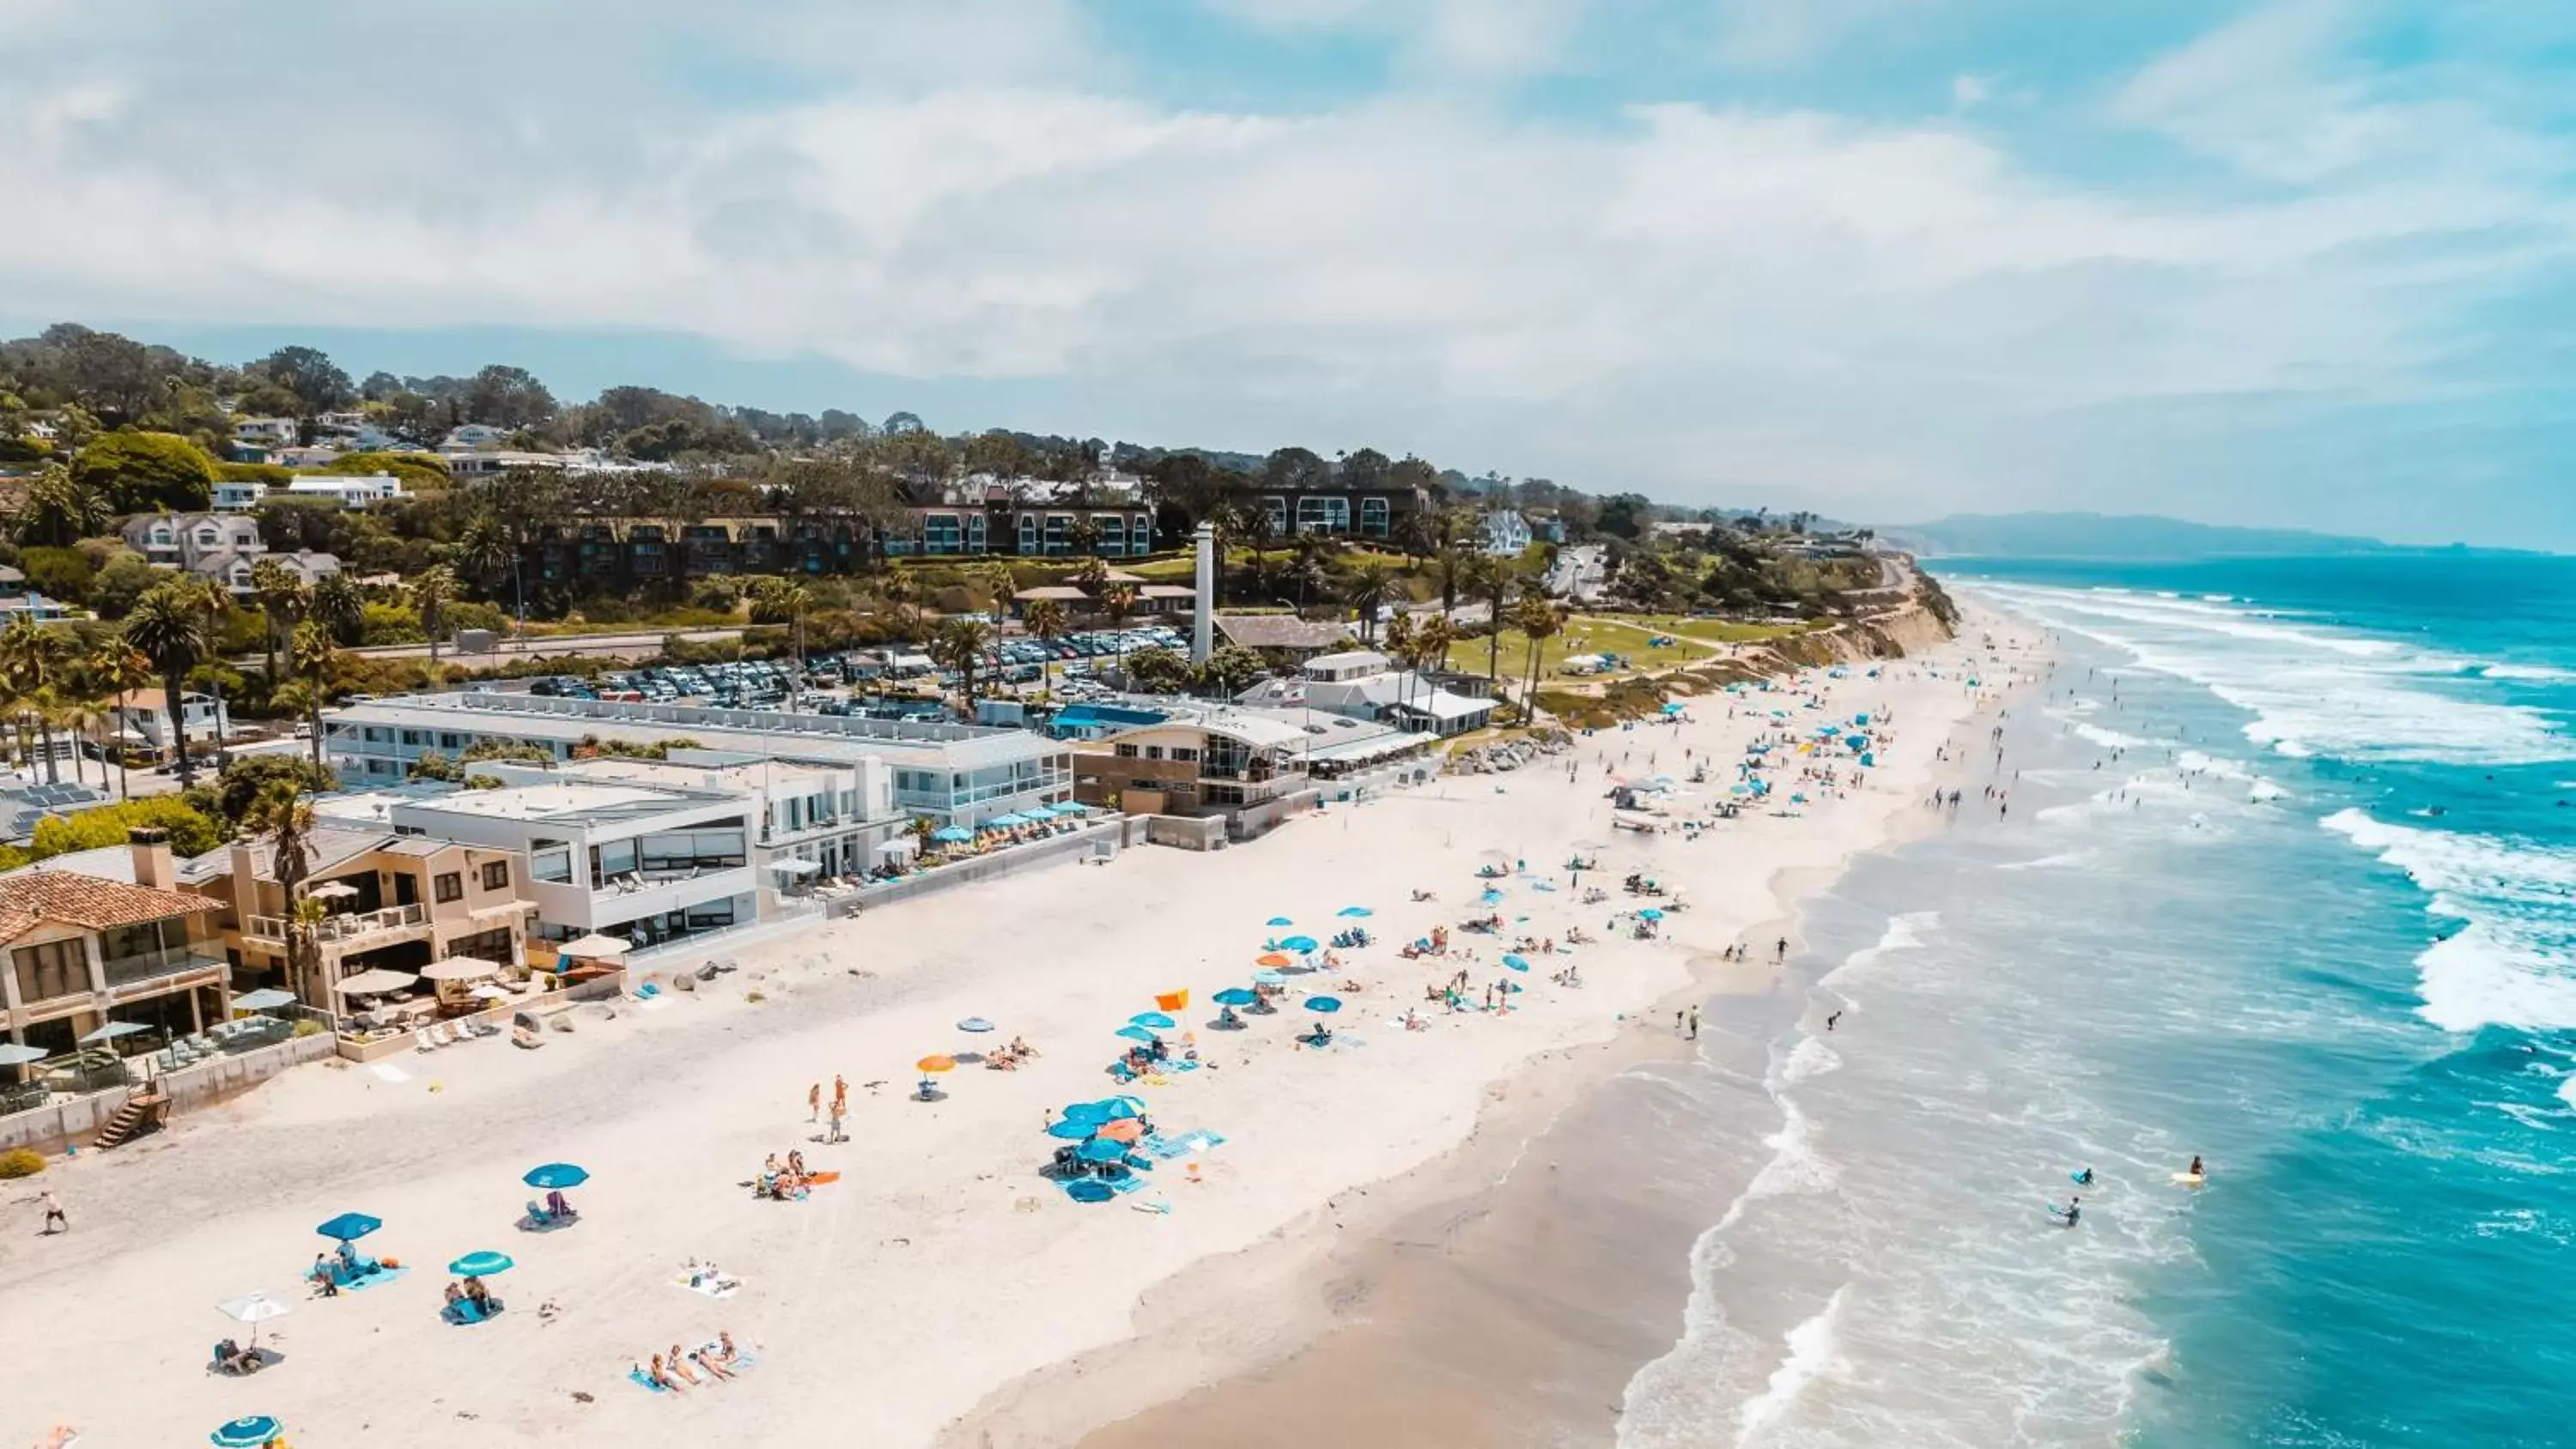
[414,1028,439,1053]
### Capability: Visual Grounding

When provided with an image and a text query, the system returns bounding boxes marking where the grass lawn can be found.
[1441,616,1715,682]
[1625,614,1817,646]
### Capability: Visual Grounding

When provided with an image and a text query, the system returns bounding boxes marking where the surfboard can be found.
[2170,1173,2205,1188]
[2069,1171,2093,1185]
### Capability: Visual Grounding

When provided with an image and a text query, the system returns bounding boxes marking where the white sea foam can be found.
[1733,1286,1851,1447]
[1971,582,2572,766]
[2481,663,2576,682]
[1782,1035,1842,1084]
[1998,849,2100,872]
[1820,911,1936,986]
[2320,809,2576,1032]
[2069,720,2150,751]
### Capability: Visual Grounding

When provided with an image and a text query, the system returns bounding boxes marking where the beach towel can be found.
[1107,1171,1156,1196]
[1140,1129,1226,1159]
[629,1368,671,1394]
[340,1265,410,1292]
[673,1270,742,1299]
[694,1342,759,1373]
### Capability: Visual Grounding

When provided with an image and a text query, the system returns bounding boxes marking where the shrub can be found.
[71,430,218,512]
[290,1019,325,1039]
[0,1149,45,1179]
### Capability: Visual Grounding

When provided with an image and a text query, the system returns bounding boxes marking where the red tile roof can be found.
[0,870,215,944]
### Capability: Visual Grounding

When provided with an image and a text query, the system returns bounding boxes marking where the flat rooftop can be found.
[398,781,726,827]
[331,693,1063,770]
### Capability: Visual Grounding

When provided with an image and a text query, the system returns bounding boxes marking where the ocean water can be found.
[1616,555,2576,1448]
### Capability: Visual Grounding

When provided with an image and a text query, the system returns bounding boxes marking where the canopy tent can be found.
[332,968,420,996]
[556,934,630,960]
[231,987,296,1011]
[417,956,504,982]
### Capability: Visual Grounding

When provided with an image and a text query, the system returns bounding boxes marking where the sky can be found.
[4,0,2574,548]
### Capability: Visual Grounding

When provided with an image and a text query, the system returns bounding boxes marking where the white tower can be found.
[1192,521,1216,664]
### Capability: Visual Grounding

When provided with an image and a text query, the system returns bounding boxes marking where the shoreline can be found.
[951,615,2036,1449]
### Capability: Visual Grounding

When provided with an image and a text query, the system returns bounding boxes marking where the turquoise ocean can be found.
[1612,553,2576,1448]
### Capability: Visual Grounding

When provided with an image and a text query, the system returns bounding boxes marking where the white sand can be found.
[0,605,2035,1448]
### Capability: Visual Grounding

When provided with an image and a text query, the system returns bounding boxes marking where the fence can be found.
[827,820,1127,914]
[0,1028,340,1155]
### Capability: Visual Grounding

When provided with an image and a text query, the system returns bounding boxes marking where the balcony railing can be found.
[246,902,427,946]
[100,944,226,989]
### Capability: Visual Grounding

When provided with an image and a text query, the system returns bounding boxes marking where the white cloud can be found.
[1201,0,1589,76]
[0,0,2569,537]
[1951,73,1991,108]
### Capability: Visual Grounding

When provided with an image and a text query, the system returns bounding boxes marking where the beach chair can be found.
[413,1028,439,1053]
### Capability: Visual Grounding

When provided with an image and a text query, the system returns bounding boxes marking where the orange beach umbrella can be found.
[1256,953,1293,967]
[916,1055,957,1074]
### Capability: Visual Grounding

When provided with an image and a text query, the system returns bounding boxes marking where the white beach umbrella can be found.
[218,1289,293,1347]
[556,933,630,960]
[469,984,514,1001]
[332,968,419,996]
[417,956,502,982]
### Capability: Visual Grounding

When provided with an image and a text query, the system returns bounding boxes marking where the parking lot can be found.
[519,624,1190,715]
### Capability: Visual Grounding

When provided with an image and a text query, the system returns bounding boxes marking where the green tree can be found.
[70,431,218,512]
[930,616,992,721]
[123,579,218,786]
[249,557,310,684]
[251,345,354,414]
[204,753,337,826]
[1066,515,1103,558]
[1198,644,1265,695]
[310,570,363,644]
[410,750,463,782]
[456,512,515,604]
[1123,646,1193,694]
[1469,554,1516,692]
[0,614,70,785]
[26,796,224,859]
[1511,592,1564,714]
[1023,597,1069,696]
[88,552,160,619]
[1342,567,1395,646]
[746,576,814,708]
[243,780,321,1001]
[86,640,151,799]
[410,564,458,664]
[10,461,112,549]
[16,548,94,605]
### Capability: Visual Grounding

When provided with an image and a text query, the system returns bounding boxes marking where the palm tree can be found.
[249,558,309,685]
[86,640,151,799]
[246,780,320,1002]
[0,615,70,785]
[122,580,218,786]
[12,461,113,549]
[1066,515,1103,559]
[1073,553,1109,588]
[930,616,993,722]
[1467,554,1516,694]
[410,564,458,665]
[1512,593,1564,717]
[310,570,363,645]
[288,621,340,776]
[747,576,815,709]
[1343,569,1395,646]
[456,512,515,597]
[1023,597,1069,696]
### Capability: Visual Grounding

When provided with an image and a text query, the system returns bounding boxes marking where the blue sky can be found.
[4,0,2573,547]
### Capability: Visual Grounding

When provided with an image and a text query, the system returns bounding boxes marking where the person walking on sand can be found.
[1776,937,1789,963]
[1675,1009,1686,1034]
[1826,1009,1843,1032]
[807,1083,821,1122]
[1688,1007,1700,1040]
[39,1190,66,1234]
[825,1096,847,1145]
[832,1075,848,1116]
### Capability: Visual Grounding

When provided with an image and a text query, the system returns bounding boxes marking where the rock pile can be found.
[1453,728,1574,773]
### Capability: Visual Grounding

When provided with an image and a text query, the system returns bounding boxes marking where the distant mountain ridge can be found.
[1887,512,2405,560]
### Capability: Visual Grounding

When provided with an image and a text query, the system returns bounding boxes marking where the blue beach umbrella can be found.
[1337,906,1373,918]
[315,1212,380,1242]
[957,1016,997,1033]
[1061,1100,1115,1125]
[1303,995,1344,1014]
[1503,954,1530,972]
[522,1163,589,1190]
[1077,1137,1131,1164]
[210,1416,282,1448]
[1129,1012,1177,1029]
[1065,1178,1115,1203]
[1108,1094,1148,1117]
[1480,888,1504,904]
[1638,907,1665,921]
[1115,1025,1158,1044]
[1046,1118,1098,1140]
[931,826,972,844]
[447,1250,514,1276]
[1266,916,1294,927]
[1281,935,1320,953]
[1212,987,1260,1006]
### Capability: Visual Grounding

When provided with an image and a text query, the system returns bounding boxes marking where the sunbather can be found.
[691,1346,735,1381]
[717,1331,743,1364]
[545,1189,575,1220]
[646,1353,686,1391]
[666,1344,702,1385]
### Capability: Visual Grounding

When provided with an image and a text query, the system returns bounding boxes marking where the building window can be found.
[1044,515,1072,553]
[966,514,987,553]
[1295,496,1351,535]
[1115,743,1139,758]
[1262,496,1289,535]
[434,872,464,903]
[923,513,963,555]
[11,939,86,1003]
[481,860,510,891]
[440,734,463,749]
[1133,515,1154,554]
[401,730,425,746]
[532,842,573,883]
[1361,497,1390,537]
[1144,745,1164,760]
[1018,515,1038,555]
[1170,747,1198,763]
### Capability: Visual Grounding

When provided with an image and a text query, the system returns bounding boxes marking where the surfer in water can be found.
[2053,1197,2081,1226]
[2188,1155,2203,1179]
[2074,1168,2094,1186]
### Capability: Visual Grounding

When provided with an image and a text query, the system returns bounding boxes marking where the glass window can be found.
[12,939,87,1003]
[434,872,463,903]
[1115,743,1139,758]
[923,513,963,554]
[440,733,463,749]
[532,843,573,883]
[1144,746,1163,760]
[401,730,424,746]
[967,514,987,552]
[1018,515,1038,555]
[1263,497,1288,535]
[481,860,509,891]
[1361,497,1391,537]
[593,839,640,878]
[1171,747,1198,762]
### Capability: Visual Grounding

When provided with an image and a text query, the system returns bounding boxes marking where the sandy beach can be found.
[0,603,2034,1449]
